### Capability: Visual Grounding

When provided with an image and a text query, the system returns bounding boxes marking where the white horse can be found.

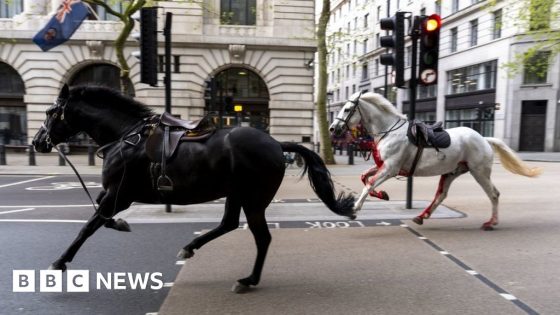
[329,92,542,230]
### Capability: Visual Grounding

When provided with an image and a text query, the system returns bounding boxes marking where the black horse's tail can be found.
[280,143,356,219]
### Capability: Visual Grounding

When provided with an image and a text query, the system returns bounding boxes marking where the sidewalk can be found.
[0,150,558,175]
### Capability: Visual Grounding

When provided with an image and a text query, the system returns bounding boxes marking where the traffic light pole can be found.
[406,16,421,210]
[164,12,173,213]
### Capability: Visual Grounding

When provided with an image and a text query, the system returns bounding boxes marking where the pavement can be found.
[1,150,560,314]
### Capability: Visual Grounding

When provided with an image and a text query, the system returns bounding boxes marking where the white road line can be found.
[0,176,55,188]
[439,251,450,255]
[146,312,158,315]
[0,205,93,208]
[0,219,87,223]
[500,293,518,301]
[175,261,185,265]
[466,270,479,276]
[163,282,174,287]
[0,208,36,215]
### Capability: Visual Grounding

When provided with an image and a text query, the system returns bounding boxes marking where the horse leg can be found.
[49,214,106,271]
[49,191,129,271]
[470,168,500,230]
[412,164,468,225]
[354,166,394,211]
[361,166,389,200]
[95,190,131,232]
[233,206,271,293]
[177,196,242,259]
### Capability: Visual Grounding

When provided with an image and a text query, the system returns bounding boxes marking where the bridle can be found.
[335,93,407,143]
[42,97,71,147]
[334,93,362,134]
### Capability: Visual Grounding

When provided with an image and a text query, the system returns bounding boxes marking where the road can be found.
[0,157,558,314]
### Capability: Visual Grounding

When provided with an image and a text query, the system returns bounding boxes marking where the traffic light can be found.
[204,77,217,111]
[379,12,406,88]
[418,14,441,86]
[132,7,158,87]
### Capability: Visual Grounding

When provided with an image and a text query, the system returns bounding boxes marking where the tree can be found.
[316,0,336,164]
[83,0,151,93]
[489,0,560,78]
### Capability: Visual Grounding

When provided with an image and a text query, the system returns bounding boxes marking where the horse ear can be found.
[60,84,70,99]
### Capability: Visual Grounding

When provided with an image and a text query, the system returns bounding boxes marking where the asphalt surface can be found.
[0,152,559,314]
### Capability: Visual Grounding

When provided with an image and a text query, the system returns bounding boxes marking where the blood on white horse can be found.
[329,92,542,230]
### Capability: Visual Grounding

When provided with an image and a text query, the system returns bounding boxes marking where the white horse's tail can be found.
[485,138,542,177]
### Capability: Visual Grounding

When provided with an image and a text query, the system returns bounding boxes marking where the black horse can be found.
[32,84,355,292]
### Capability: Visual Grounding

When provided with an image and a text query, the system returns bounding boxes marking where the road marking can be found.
[0,176,55,188]
[0,219,87,223]
[0,208,35,215]
[0,204,93,208]
[163,282,174,287]
[146,313,158,315]
[401,224,538,315]
[500,293,517,301]
[175,261,185,265]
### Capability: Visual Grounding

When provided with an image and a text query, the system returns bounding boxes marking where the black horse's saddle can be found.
[145,112,215,191]
[407,119,451,149]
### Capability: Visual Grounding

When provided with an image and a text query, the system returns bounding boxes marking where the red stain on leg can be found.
[418,174,447,219]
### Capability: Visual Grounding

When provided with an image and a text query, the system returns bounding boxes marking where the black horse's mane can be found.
[70,85,155,118]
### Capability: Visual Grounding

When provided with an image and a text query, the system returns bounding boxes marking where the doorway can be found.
[519,100,547,151]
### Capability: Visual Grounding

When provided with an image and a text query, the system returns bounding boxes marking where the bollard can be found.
[317,142,320,153]
[58,150,65,166]
[88,144,95,166]
[348,144,354,165]
[339,146,343,155]
[28,145,36,166]
[0,144,6,165]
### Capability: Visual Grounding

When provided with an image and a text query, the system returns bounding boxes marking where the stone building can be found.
[0,0,317,146]
[325,0,560,151]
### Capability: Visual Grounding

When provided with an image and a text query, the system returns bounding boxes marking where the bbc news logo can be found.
[13,270,164,292]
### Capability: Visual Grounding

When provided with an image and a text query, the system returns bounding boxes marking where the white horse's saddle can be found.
[407,119,451,149]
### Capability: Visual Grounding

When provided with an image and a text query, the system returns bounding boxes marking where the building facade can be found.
[324,0,560,152]
[0,0,317,146]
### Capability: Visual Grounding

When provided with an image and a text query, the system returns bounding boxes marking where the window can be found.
[452,0,459,13]
[523,51,551,84]
[346,43,350,58]
[354,17,358,30]
[364,13,369,28]
[221,0,256,25]
[435,1,441,15]
[345,86,349,99]
[420,7,426,16]
[418,84,438,99]
[90,1,124,21]
[0,0,22,18]
[376,6,381,22]
[353,40,357,54]
[530,0,553,30]
[445,107,494,136]
[346,65,350,78]
[0,62,26,145]
[375,33,380,49]
[353,63,357,77]
[347,22,351,34]
[447,60,497,94]
[374,86,396,103]
[352,84,356,94]
[361,63,369,80]
[450,27,458,52]
[374,59,379,76]
[470,19,478,46]
[493,9,502,39]
[363,39,368,54]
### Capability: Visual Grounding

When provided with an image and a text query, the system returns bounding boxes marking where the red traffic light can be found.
[423,14,441,32]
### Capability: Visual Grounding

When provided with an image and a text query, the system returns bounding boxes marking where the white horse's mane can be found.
[353,92,407,119]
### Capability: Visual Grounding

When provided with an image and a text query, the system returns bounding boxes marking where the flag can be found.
[32,0,90,52]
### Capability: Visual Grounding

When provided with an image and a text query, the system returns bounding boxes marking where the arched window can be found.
[206,67,269,132]
[69,64,134,96]
[0,62,25,145]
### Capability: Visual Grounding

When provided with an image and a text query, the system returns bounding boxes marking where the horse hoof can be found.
[114,219,131,232]
[231,281,251,294]
[481,224,494,231]
[48,261,67,272]
[412,216,424,225]
[380,191,389,201]
[177,249,194,259]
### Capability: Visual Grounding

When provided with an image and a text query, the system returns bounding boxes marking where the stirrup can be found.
[157,175,174,191]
